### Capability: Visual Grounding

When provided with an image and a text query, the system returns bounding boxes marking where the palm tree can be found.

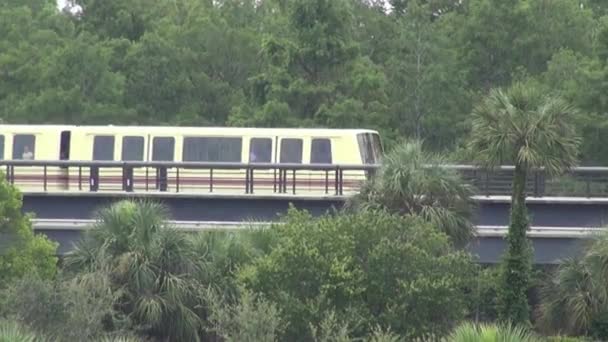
[346,140,475,246]
[65,200,203,341]
[538,231,608,339]
[468,82,580,325]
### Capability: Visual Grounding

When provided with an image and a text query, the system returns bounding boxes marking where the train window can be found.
[249,138,272,163]
[280,139,302,163]
[311,138,332,164]
[183,137,242,162]
[357,134,373,164]
[357,133,383,164]
[370,133,383,162]
[13,134,35,160]
[0,135,4,160]
[152,137,175,161]
[122,136,144,161]
[60,131,71,160]
[93,135,115,161]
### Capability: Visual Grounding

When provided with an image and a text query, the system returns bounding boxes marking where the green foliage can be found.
[539,231,608,339]
[2,0,608,159]
[469,82,581,326]
[0,320,41,342]
[469,267,501,322]
[347,140,476,246]
[1,273,126,340]
[468,82,580,175]
[239,208,475,341]
[204,288,284,342]
[545,337,590,342]
[64,200,204,341]
[448,322,541,342]
[0,174,57,287]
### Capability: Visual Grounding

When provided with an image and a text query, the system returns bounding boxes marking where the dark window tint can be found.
[357,134,372,164]
[249,138,272,163]
[60,131,70,160]
[183,137,242,162]
[0,135,4,160]
[152,137,175,161]
[311,138,332,164]
[370,133,383,162]
[280,139,302,163]
[122,136,144,161]
[13,134,35,160]
[357,133,383,164]
[93,136,115,161]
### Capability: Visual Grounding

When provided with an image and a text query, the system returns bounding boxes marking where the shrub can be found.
[448,322,541,342]
[0,173,57,287]
[239,208,475,341]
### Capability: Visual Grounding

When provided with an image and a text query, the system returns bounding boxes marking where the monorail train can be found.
[0,125,383,194]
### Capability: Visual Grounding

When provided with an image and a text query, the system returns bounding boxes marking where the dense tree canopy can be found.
[239,208,475,341]
[1,0,607,161]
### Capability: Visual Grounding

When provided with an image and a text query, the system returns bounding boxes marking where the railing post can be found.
[43,165,47,191]
[122,165,133,192]
[209,168,214,193]
[292,169,296,195]
[535,169,546,197]
[339,168,344,195]
[484,170,490,196]
[245,167,250,194]
[89,166,99,192]
[282,169,287,193]
[156,166,167,192]
[334,167,340,196]
[250,168,255,194]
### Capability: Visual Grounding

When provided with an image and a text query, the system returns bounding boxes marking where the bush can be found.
[545,337,590,342]
[1,272,126,340]
[448,322,541,342]
[239,208,475,341]
[0,320,41,342]
[0,173,57,287]
[203,287,284,342]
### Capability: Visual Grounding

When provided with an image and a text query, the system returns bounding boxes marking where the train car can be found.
[0,125,383,194]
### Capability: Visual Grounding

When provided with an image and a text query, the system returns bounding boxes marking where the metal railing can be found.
[451,165,608,198]
[0,160,378,196]
[3,160,608,197]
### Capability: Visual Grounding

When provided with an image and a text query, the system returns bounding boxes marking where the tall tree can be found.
[468,82,580,325]
[386,0,470,149]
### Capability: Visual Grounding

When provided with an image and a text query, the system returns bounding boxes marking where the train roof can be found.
[0,125,379,135]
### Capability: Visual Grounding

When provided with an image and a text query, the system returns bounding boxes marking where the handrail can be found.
[0,159,381,170]
[4,160,608,197]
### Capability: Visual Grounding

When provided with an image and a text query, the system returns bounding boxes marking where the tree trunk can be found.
[498,162,532,325]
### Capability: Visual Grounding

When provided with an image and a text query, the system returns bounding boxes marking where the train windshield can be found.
[357,132,383,164]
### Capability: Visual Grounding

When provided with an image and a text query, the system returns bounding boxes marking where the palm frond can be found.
[469,82,580,175]
[346,140,476,245]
